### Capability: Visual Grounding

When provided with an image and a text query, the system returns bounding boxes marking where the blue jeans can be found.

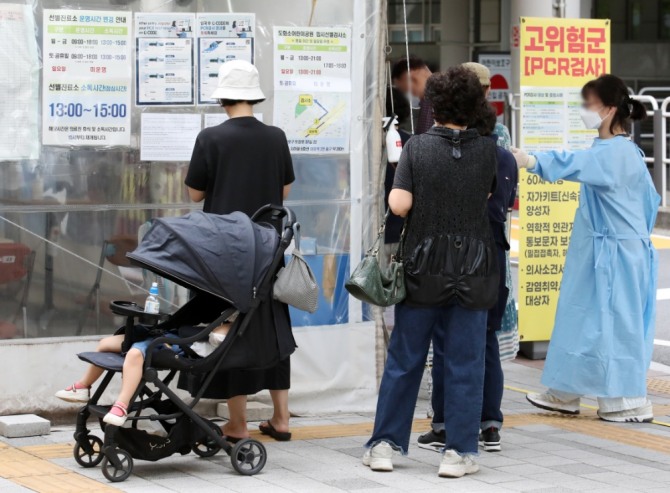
[129,327,182,358]
[432,241,507,432]
[366,303,487,454]
[432,327,504,431]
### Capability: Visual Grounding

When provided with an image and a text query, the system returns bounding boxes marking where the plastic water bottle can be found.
[144,282,160,314]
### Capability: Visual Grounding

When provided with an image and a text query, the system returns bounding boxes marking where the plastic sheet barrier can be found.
[0,0,385,343]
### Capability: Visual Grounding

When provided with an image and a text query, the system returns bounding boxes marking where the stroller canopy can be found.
[127,211,279,312]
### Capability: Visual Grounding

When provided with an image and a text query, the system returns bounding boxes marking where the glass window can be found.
[594,0,627,42]
[388,0,441,42]
[627,0,660,41]
[390,28,425,43]
[660,0,670,38]
[389,0,424,25]
[431,0,441,24]
[475,0,501,43]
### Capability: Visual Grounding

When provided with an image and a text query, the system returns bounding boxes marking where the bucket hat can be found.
[210,60,265,101]
[462,62,491,86]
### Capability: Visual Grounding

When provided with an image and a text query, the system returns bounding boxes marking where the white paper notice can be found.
[0,4,40,160]
[196,13,255,105]
[140,113,201,161]
[203,113,263,128]
[520,86,597,152]
[273,27,352,154]
[135,13,196,105]
[42,10,132,147]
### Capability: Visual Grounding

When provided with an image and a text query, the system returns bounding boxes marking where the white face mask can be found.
[579,107,604,130]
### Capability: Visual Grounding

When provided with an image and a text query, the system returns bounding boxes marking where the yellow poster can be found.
[518,17,610,342]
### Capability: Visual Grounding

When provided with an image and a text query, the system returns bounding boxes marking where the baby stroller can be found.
[71,205,296,482]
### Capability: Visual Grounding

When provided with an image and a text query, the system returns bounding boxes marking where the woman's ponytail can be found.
[628,98,647,121]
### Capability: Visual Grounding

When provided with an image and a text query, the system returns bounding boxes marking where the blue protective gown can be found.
[531,136,660,398]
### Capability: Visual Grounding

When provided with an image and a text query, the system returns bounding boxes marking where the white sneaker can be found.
[598,401,654,423]
[438,449,479,478]
[54,384,90,403]
[527,391,580,415]
[362,442,394,472]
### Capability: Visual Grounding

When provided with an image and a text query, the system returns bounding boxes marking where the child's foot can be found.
[55,383,90,403]
[103,401,128,427]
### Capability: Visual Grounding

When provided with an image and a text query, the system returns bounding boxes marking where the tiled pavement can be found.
[2,358,670,492]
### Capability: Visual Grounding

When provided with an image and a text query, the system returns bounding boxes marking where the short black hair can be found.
[425,67,486,126]
[472,101,497,137]
[218,99,264,107]
[386,86,411,124]
[391,56,427,80]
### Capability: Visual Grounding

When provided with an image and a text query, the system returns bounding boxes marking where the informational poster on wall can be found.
[477,52,511,123]
[273,27,352,154]
[197,13,254,105]
[518,17,610,342]
[0,4,40,160]
[140,113,201,161]
[135,13,195,106]
[42,10,132,147]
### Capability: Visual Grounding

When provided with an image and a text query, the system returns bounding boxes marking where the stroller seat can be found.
[78,352,125,372]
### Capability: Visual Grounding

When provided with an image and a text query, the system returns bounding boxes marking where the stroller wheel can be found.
[230,439,267,476]
[101,449,133,482]
[193,420,223,458]
[73,435,104,468]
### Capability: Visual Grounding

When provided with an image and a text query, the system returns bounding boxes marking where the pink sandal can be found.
[54,382,90,403]
[103,401,128,427]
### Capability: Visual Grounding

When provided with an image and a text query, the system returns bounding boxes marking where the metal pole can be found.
[653,103,668,207]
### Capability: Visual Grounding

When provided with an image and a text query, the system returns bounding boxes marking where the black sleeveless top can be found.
[392,127,499,309]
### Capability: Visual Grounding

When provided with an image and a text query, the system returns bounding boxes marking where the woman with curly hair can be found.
[363,67,499,478]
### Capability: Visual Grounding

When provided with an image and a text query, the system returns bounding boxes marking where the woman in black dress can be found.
[185,60,295,441]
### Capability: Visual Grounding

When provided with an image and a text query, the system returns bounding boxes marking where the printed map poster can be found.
[42,10,132,146]
[1,4,40,159]
[518,17,610,341]
[197,13,254,105]
[135,13,195,105]
[273,27,352,154]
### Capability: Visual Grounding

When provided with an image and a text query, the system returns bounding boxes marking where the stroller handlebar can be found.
[251,204,296,228]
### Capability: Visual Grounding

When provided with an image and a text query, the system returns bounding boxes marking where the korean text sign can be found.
[42,10,132,147]
[518,17,610,342]
[272,27,352,154]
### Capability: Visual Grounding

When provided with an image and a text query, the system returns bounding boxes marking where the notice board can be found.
[518,17,610,341]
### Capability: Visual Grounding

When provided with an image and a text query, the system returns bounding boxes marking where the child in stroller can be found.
[55,315,236,426]
[59,207,296,483]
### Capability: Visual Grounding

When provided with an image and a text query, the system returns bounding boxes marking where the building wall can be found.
[387,0,670,88]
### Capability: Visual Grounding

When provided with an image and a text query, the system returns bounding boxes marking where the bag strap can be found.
[293,223,301,251]
[367,210,389,257]
[396,216,408,260]
[369,209,409,260]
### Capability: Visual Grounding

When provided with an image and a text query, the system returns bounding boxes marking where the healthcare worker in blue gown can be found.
[512,74,660,423]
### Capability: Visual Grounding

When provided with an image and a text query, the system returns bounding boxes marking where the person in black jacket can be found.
[417,103,518,454]
[383,86,412,263]
[363,67,498,479]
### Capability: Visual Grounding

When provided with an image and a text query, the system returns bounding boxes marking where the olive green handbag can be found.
[345,212,406,307]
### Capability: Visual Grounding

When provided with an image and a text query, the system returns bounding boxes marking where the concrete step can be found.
[0,414,50,438]
[216,401,273,423]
